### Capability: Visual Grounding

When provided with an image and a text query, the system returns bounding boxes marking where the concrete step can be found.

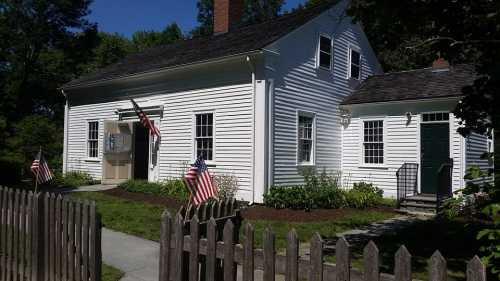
[399,201,437,214]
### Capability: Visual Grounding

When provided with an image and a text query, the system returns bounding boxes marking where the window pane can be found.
[363,120,384,164]
[351,65,360,79]
[351,50,360,65]
[320,36,331,53]
[319,53,331,69]
[195,113,214,161]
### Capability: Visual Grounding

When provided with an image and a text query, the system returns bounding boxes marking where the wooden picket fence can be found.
[0,186,102,281]
[159,210,487,281]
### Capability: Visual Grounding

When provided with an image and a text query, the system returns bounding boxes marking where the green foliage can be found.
[55,171,96,188]
[102,264,124,281]
[477,204,500,279]
[214,174,239,200]
[264,177,385,210]
[132,23,183,51]
[118,179,189,201]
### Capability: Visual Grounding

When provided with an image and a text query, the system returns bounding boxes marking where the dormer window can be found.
[318,35,332,70]
[349,48,361,79]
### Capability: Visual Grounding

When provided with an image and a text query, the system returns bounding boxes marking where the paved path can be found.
[58,184,117,193]
[102,228,159,281]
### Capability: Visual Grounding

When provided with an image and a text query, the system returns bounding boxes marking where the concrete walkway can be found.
[58,184,117,193]
[102,228,159,281]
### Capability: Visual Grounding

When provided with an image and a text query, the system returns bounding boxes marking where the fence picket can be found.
[159,211,172,281]
[49,194,56,281]
[55,196,62,281]
[44,194,49,281]
[74,201,82,281]
[243,223,254,281]
[223,220,235,281]
[13,190,20,281]
[67,201,75,281]
[263,228,275,281]
[310,233,323,281]
[206,218,216,281]
[394,245,412,281]
[466,256,485,281]
[6,189,14,281]
[173,213,184,281]
[61,199,68,281]
[336,237,350,281]
[429,250,446,281]
[189,216,200,281]
[89,202,100,281]
[363,241,379,281]
[19,191,26,281]
[82,201,90,281]
[26,192,33,281]
[32,193,42,281]
[0,187,7,281]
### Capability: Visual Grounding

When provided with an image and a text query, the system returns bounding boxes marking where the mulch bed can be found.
[100,188,185,210]
[240,205,398,222]
[100,188,398,222]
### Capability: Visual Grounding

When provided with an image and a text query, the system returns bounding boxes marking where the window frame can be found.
[348,47,362,80]
[296,111,316,166]
[421,112,450,124]
[86,120,99,160]
[193,111,216,163]
[360,118,386,166]
[317,34,333,71]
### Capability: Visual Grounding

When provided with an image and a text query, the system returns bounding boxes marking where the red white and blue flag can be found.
[31,150,54,184]
[184,155,217,205]
[130,99,161,138]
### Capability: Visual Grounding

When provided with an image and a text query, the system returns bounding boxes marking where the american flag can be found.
[130,99,161,138]
[31,150,54,184]
[184,155,217,205]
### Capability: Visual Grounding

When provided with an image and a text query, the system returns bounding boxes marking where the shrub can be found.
[263,186,308,209]
[55,171,96,188]
[118,179,189,201]
[0,158,23,184]
[214,174,239,200]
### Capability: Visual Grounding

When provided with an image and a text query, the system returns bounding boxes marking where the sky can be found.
[86,0,307,38]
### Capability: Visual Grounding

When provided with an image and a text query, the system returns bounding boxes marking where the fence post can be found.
[336,237,350,281]
[466,256,486,281]
[394,245,412,281]
[363,241,379,281]
[310,233,323,281]
[243,223,254,281]
[263,228,275,281]
[223,220,235,281]
[159,211,172,281]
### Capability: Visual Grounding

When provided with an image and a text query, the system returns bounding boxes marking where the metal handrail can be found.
[396,163,419,207]
[436,158,453,211]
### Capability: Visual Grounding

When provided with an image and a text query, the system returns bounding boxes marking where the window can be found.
[318,35,332,70]
[422,112,449,123]
[87,121,99,158]
[349,49,361,79]
[195,113,214,161]
[298,114,314,164]
[363,120,384,164]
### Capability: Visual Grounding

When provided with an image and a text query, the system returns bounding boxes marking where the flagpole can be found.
[34,146,41,194]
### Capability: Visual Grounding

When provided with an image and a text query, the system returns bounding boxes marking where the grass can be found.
[68,192,174,241]
[324,218,487,281]
[244,210,397,249]
[102,264,124,281]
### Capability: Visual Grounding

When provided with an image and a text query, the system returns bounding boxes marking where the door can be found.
[420,123,450,194]
[133,123,149,180]
[102,121,133,184]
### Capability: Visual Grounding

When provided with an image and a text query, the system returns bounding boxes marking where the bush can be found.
[55,171,96,188]
[0,158,23,184]
[118,179,189,201]
[264,181,385,210]
[214,174,239,200]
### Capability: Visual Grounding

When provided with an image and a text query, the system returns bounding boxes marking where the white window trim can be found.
[359,117,387,168]
[348,46,362,80]
[317,33,333,71]
[296,110,316,166]
[85,120,100,161]
[192,110,216,165]
[421,111,450,124]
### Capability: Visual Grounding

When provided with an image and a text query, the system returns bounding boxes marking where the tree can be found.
[192,0,285,37]
[132,22,183,51]
[87,32,134,72]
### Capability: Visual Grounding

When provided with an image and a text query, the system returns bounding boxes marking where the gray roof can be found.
[341,64,476,105]
[63,2,336,89]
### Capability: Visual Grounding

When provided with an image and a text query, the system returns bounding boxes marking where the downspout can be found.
[246,56,256,204]
[61,89,69,174]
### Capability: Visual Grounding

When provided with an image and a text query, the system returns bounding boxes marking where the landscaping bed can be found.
[241,204,396,222]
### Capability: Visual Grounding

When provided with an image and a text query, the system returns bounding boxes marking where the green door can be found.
[421,123,450,194]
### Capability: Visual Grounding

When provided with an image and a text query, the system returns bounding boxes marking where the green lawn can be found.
[68,192,175,241]
[245,210,397,249]
[325,218,486,281]
[102,264,124,281]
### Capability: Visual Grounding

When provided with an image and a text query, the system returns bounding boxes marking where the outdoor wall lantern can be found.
[406,112,413,125]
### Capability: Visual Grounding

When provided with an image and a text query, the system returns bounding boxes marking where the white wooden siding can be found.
[66,83,254,201]
[466,132,490,171]
[266,3,382,186]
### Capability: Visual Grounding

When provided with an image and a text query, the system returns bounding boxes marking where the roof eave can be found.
[340,95,463,108]
[61,50,264,91]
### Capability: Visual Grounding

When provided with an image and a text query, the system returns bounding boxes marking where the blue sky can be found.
[87,0,307,37]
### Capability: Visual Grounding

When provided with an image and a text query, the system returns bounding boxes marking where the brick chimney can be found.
[214,0,244,34]
[432,57,450,71]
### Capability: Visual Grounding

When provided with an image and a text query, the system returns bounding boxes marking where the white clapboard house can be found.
[61,0,493,205]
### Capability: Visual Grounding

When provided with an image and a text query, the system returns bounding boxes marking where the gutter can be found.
[246,55,256,205]
[61,50,263,91]
[340,95,463,110]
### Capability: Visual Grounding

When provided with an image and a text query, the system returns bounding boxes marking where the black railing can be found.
[436,158,453,211]
[396,163,419,207]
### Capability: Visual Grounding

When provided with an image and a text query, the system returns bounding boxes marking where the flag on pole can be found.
[184,155,217,205]
[130,99,161,138]
[31,150,54,184]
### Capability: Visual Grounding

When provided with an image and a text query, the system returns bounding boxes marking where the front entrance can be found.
[420,122,450,194]
[133,123,150,180]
